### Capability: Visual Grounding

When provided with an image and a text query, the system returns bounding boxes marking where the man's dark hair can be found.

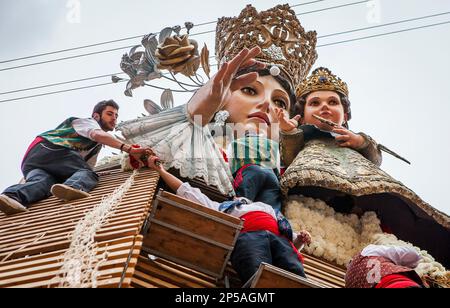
[92,100,119,117]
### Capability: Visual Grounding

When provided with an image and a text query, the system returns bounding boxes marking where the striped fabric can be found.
[39,117,98,151]
[229,134,280,176]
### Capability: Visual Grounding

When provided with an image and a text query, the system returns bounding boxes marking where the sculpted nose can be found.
[257,99,271,113]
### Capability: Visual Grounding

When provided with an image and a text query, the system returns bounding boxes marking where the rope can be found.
[58,170,138,288]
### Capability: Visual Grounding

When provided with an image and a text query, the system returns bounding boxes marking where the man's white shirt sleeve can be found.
[72,118,102,140]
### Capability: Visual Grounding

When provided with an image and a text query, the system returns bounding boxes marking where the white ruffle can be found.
[117,105,235,196]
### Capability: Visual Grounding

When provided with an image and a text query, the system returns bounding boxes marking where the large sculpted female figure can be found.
[117,4,318,198]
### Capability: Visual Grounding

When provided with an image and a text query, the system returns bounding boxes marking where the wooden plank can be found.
[0,199,148,255]
[146,256,218,284]
[136,257,216,288]
[94,227,139,242]
[304,270,344,287]
[0,196,152,228]
[144,223,228,276]
[0,256,132,281]
[133,269,180,288]
[0,235,137,269]
[0,243,142,288]
[0,215,143,246]
[0,206,145,235]
[0,176,157,224]
[0,241,135,274]
[0,223,139,257]
[0,194,153,229]
[303,266,345,288]
[304,263,345,285]
[304,253,346,273]
[131,277,158,288]
[0,228,139,261]
[250,263,327,288]
[3,267,127,288]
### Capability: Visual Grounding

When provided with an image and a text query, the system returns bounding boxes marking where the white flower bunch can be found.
[285,195,448,279]
[285,195,372,266]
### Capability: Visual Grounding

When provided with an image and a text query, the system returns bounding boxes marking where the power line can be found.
[0,81,126,104]
[318,11,450,39]
[0,0,369,72]
[0,73,124,96]
[297,0,369,16]
[0,0,328,65]
[317,20,450,47]
[0,37,144,65]
[0,46,137,73]
[2,12,448,97]
[2,19,448,104]
[291,0,328,8]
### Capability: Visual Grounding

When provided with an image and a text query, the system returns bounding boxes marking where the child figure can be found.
[147,155,311,284]
[278,67,450,268]
[277,67,382,168]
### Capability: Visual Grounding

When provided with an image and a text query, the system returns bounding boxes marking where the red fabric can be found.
[233,164,255,190]
[290,241,305,263]
[240,211,304,263]
[21,137,44,166]
[220,148,228,163]
[241,211,280,235]
[375,274,420,289]
[381,224,394,234]
[280,167,286,177]
[129,144,148,169]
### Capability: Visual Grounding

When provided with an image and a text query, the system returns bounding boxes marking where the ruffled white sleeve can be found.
[117,104,235,196]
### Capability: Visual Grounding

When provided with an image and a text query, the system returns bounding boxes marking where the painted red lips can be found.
[248,112,270,126]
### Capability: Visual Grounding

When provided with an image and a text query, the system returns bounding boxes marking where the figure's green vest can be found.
[39,117,99,152]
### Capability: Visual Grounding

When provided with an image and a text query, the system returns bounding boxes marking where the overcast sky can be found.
[1,0,449,215]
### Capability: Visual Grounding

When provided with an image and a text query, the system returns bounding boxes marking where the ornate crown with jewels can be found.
[215,4,318,89]
[296,67,349,98]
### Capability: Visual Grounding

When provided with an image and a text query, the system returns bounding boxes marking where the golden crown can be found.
[297,67,349,98]
[215,4,318,89]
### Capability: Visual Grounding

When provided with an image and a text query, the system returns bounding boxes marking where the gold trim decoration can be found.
[216,4,318,89]
[297,67,349,98]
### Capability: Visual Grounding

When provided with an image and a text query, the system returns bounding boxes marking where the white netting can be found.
[285,195,448,279]
[57,170,138,288]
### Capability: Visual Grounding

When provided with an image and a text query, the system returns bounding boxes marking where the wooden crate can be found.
[143,190,243,279]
